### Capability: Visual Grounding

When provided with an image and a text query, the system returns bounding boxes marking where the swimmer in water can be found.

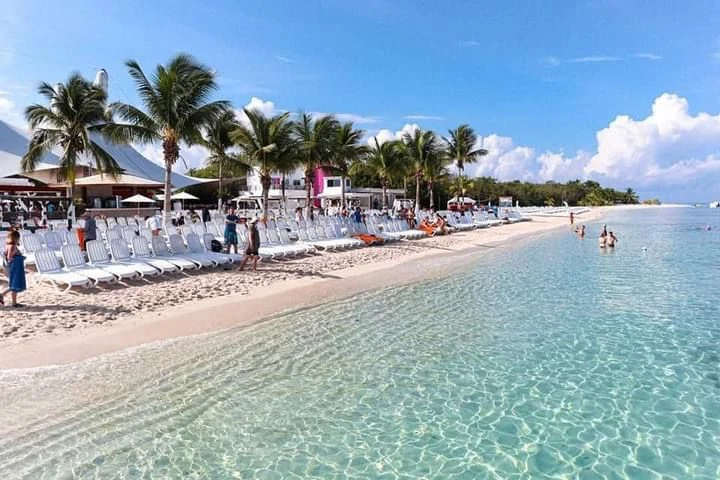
[607,231,617,247]
[599,231,607,249]
[577,225,586,239]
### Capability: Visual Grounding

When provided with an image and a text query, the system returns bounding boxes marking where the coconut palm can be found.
[363,138,405,210]
[330,122,367,210]
[624,187,639,204]
[423,150,448,210]
[199,111,245,211]
[294,113,338,219]
[231,109,295,220]
[401,128,439,212]
[22,73,122,206]
[445,125,488,210]
[105,54,231,215]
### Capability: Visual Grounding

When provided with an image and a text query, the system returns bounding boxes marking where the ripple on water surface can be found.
[0,208,719,479]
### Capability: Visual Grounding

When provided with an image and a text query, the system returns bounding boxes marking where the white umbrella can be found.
[121,194,156,215]
[171,191,199,210]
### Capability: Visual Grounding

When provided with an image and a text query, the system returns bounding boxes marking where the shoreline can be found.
[0,210,605,369]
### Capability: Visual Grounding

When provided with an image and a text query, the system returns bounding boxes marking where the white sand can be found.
[0,211,604,368]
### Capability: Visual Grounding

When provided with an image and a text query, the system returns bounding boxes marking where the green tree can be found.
[422,147,447,210]
[22,73,122,208]
[106,54,230,215]
[445,125,488,210]
[362,139,405,210]
[624,187,639,204]
[294,113,338,219]
[231,108,295,220]
[401,128,440,211]
[330,122,367,209]
[199,111,246,210]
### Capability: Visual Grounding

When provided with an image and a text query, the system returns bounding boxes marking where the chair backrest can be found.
[185,233,205,254]
[205,221,220,237]
[181,225,195,238]
[105,228,122,242]
[266,227,282,244]
[278,228,293,244]
[131,236,152,257]
[35,248,63,273]
[109,238,132,262]
[106,217,117,226]
[192,222,206,234]
[122,228,137,245]
[126,217,138,227]
[116,217,128,226]
[168,234,188,254]
[61,244,88,268]
[139,228,153,242]
[151,236,171,257]
[86,240,111,265]
[21,233,43,253]
[44,231,64,250]
[201,233,215,251]
[62,229,80,245]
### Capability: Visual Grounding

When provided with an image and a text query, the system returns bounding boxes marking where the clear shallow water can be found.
[1,208,719,479]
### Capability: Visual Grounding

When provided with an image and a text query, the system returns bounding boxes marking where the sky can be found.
[1,0,720,202]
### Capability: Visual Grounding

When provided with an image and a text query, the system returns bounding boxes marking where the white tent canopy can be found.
[447,196,476,204]
[170,191,199,200]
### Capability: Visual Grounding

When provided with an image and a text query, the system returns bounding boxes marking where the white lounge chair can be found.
[131,236,180,274]
[150,236,198,271]
[86,240,140,280]
[34,248,92,293]
[168,234,215,268]
[201,233,243,263]
[109,238,162,277]
[186,233,232,265]
[61,244,117,286]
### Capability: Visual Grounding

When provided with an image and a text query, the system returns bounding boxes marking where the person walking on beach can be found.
[145,214,162,236]
[224,207,240,254]
[83,213,96,250]
[0,230,26,308]
[239,217,261,271]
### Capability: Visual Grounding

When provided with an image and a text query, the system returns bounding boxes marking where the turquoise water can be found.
[1,208,719,479]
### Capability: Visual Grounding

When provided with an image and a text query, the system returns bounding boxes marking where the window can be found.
[293,179,302,187]
[326,178,341,188]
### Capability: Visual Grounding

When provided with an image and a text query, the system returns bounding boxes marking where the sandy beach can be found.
[0,211,605,368]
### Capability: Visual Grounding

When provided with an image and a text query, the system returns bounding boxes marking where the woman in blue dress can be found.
[1,230,26,308]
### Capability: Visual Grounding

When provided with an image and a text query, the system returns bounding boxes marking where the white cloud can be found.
[537,151,590,182]
[544,56,561,67]
[275,56,292,63]
[633,53,661,60]
[333,113,378,124]
[567,56,620,63]
[367,123,420,145]
[584,93,720,187]
[464,135,536,181]
[404,115,445,121]
[234,97,278,127]
[459,40,481,47]
[0,93,25,128]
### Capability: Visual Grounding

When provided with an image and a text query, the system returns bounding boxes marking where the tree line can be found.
[20,53,638,221]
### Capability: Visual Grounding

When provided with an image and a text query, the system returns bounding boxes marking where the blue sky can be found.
[1,0,720,201]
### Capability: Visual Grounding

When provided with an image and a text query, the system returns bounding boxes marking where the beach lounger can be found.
[130,236,180,274]
[61,244,117,286]
[34,248,92,293]
[109,238,162,277]
[86,240,141,280]
[263,227,307,256]
[43,231,65,251]
[168,234,215,268]
[150,236,198,271]
[201,233,243,263]
[186,233,232,265]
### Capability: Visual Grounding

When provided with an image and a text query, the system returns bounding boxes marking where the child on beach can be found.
[0,230,26,308]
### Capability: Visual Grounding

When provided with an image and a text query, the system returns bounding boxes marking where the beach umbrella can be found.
[121,194,156,215]
[171,191,199,210]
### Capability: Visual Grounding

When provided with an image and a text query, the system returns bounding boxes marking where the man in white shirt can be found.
[145,214,162,236]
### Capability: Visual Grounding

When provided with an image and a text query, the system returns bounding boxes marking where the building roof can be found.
[0,118,209,189]
[65,173,164,187]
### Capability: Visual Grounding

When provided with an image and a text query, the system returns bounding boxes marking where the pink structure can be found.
[312,167,332,207]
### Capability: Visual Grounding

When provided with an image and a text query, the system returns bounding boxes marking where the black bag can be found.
[210,239,223,252]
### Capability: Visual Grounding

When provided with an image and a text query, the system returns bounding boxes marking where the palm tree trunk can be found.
[281,174,286,215]
[261,174,271,221]
[429,181,434,210]
[456,166,464,212]
[67,183,75,227]
[217,159,223,212]
[340,175,346,210]
[382,181,388,210]
[415,171,421,213]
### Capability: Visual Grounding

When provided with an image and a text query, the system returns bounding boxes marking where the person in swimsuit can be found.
[599,231,607,248]
[607,231,617,247]
[578,225,586,239]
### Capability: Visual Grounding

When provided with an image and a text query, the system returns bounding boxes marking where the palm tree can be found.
[423,150,448,210]
[363,139,405,210]
[105,54,230,215]
[22,73,122,208]
[330,122,367,209]
[199,111,244,211]
[401,128,439,212]
[231,108,295,221]
[445,125,488,210]
[624,187,639,204]
[294,113,338,219]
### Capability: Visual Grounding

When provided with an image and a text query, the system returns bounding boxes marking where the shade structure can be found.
[59,173,164,188]
[121,194,156,204]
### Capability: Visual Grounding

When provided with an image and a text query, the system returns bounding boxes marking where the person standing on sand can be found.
[0,230,26,308]
[224,207,240,254]
[239,217,261,271]
[83,213,96,250]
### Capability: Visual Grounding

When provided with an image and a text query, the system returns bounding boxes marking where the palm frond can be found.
[88,141,122,179]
